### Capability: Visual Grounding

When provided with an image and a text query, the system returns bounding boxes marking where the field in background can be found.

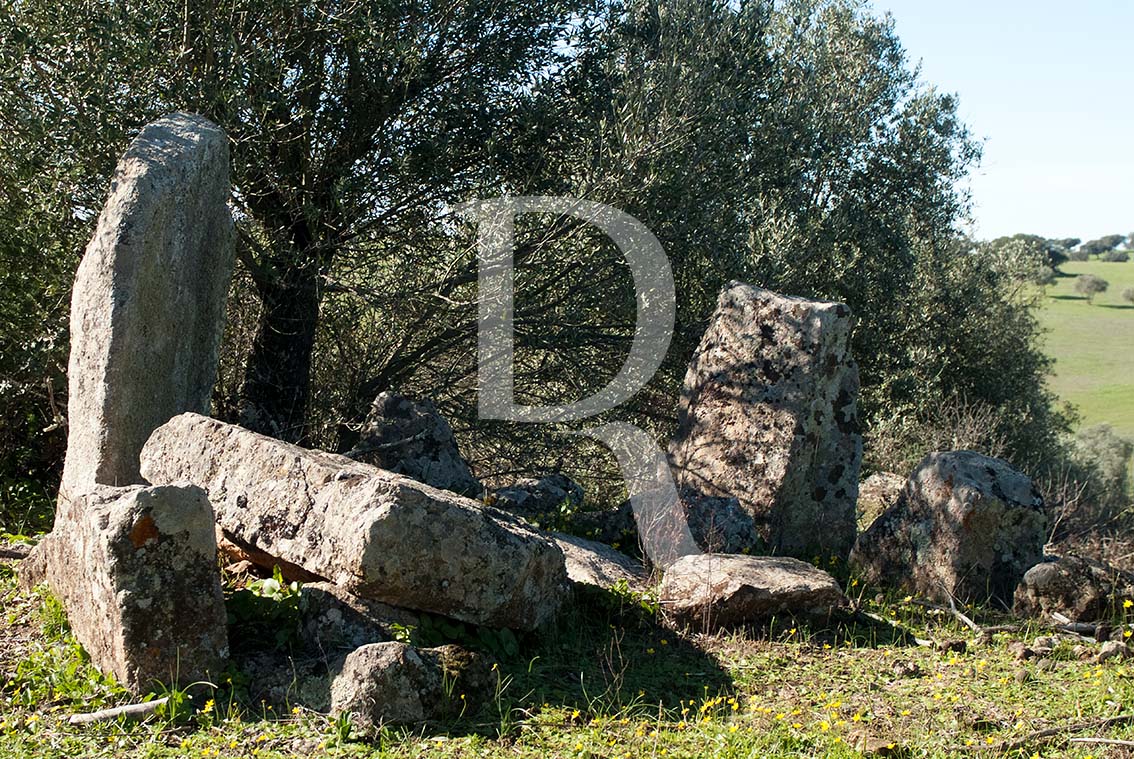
[1038,260,1134,439]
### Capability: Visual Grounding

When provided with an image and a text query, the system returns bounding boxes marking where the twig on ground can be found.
[68,698,169,725]
[1000,714,1134,751]
[1069,737,1134,747]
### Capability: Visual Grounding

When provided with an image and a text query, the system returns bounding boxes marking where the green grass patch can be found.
[1039,259,1134,438]
[3,568,1134,758]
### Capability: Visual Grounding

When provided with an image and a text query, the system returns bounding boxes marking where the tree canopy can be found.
[0,0,1071,506]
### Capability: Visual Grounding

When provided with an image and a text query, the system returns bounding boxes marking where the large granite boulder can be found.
[141,413,567,630]
[59,112,234,497]
[1014,555,1134,622]
[22,485,228,692]
[659,553,847,630]
[347,392,481,497]
[850,451,1047,608]
[330,642,492,732]
[24,113,234,693]
[669,283,862,563]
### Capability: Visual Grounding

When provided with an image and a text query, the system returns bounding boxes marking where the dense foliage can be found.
[0,0,1084,520]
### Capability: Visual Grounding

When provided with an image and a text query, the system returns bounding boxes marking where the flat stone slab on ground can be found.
[141,413,567,630]
[658,553,847,630]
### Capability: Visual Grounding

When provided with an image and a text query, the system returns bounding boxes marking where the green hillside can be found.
[1038,259,1134,438]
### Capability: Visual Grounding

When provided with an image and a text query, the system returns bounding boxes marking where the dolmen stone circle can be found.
[19,112,1107,726]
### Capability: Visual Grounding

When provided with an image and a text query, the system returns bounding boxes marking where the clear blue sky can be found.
[873,1,1133,242]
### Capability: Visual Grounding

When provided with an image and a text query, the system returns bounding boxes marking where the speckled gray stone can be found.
[27,484,228,692]
[669,282,862,562]
[60,112,234,498]
[141,413,567,630]
[658,553,847,630]
[850,451,1046,608]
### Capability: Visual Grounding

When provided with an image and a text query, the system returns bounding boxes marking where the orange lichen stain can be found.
[128,515,160,548]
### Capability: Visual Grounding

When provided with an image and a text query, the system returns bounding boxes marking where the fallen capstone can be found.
[1013,555,1134,623]
[24,484,228,692]
[140,413,567,630]
[669,282,862,563]
[330,642,492,731]
[849,451,1046,608]
[347,392,481,497]
[658,554,847,630]
[553,532,647,591]
[60,112,234,497]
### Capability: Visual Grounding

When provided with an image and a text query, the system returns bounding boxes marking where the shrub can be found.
[1069,249,1091,261]
[1101,250,1130,263]
[1123,287,1134,306]
[1074,273,1109,303]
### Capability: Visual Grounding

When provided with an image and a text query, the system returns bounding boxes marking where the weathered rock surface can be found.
[857,472,906,531]
[850,451,1046,608]
[678,490,759,555]
[298,582,419,654]
[141,413,567,630]
[60,112,234,497]
[330,642,492,731]
[669,282,862,562]
[492,473,585,526]
[346,392,481,497]
[24,484,227,692]
[1013,554,1134,622]
[553,533,647,590]
[658,553,847,630]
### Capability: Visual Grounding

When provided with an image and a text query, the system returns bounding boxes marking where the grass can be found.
[4,557,1134,758]
[1038,260,1134,438]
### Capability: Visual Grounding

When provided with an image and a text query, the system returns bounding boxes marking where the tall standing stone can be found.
[669,282,862,562]
[60,112,235,499]
[22,113,235,693]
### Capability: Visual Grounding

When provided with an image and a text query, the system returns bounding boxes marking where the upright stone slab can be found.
[23,113,235,693]
[61,112,235,498]
[141,413,567,630]
[347,392,482,497]
[31,485,228,692]
[669,283,862,562]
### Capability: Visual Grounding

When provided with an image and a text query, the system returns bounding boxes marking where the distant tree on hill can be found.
[1055,237,1081,251]
[1081,235,1127,256]
[1074,273,1109,303]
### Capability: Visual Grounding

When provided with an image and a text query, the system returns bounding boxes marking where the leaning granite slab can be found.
[658,553,847,630]
[60,112,234,497]
[141,413,567,630]
[669,282,863,562]
[553,532,647,591]
[849,451,1046,609]
[21,484,228,692]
